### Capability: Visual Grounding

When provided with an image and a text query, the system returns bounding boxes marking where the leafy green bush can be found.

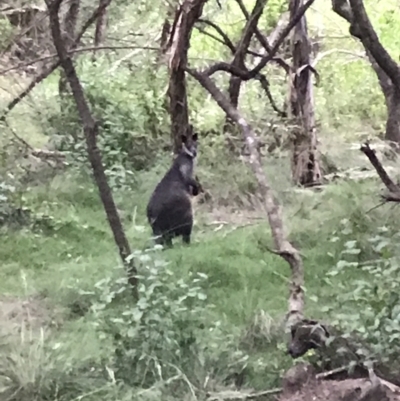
[325,221,400,370]
[86,248,249,393]
[43,58,170,179]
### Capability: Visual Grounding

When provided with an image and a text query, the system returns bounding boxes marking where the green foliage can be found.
[2,0,400,399]
[0,17,13,51]
[85,249,250,393]
[42,57,170,184]
[323,221,400,369]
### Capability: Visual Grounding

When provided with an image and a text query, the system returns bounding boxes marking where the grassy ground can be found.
[1,141,399,399]
[1,1,400,397]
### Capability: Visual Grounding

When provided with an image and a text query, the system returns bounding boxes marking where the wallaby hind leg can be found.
[182,234,191,245]
[151,227,171,248]
[181,225,192,245]
[163,234,173,248]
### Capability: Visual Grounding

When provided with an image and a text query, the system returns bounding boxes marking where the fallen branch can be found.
[360,142,400,201]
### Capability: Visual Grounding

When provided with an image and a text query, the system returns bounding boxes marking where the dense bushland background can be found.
[1,0,400,400]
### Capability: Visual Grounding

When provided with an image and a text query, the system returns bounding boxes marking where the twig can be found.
[316,366,349,379]
[0,45,159,75]
[206,388,281,400]
[365,201,386,213]
[312,48,367,67]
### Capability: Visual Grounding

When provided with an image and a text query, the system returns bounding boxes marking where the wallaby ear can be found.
[181,135,187,144]
[192,133,198,141]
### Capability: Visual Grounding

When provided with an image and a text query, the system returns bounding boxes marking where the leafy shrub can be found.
[325,221,400,370]
[43,58,170,180]
[86,249,249,393]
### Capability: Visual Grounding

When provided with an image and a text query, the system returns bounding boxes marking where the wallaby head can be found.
[181,124,198,159]
[175,126,198,183]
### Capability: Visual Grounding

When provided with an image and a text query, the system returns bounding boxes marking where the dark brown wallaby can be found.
[146,128,199,247]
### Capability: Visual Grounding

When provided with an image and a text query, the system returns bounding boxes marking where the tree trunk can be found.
[157,2,177,64]
[46,0,138,300]
[332,0,400,148]
[92,0,109,61]
[367,53,400,145]
[288,0,322,186]
[58,0,80,101]
[223,0,267,154]
[385,89,400,145]
[166,0,208,154]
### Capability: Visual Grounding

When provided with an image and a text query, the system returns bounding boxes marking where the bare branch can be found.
[234,0,290,73]
[0,45,159,75]
[197,18,236,53]
[92,0,110,60]
[200,0,315,78]
[257,74,287,117]
[0,0,112,121]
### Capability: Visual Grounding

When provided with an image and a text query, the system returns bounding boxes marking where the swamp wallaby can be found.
[146,130,199,247]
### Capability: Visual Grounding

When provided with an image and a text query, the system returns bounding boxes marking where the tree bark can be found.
[187,67,304,328]
[58,0,80,100]
[332,0,400,147]
[157,2,177,64]
[166,0,208,154]
[288,0,322,186]
[224,0,267,153]
[46,0,138,300]
[92,0,109,61]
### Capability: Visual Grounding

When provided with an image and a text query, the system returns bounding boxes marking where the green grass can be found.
[1,0,400,398]
[1,155,398,397]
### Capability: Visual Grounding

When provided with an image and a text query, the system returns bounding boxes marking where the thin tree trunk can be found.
[58,0,80,101]
[157,2,177,64]
[288,0,322,186]
[166,0,208,154]
[46,0,138,300]
[224,0,267,153]
[366,52,400,145]
[92,0,109,61]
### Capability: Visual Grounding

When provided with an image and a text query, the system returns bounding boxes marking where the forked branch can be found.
[200,0,315,78]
